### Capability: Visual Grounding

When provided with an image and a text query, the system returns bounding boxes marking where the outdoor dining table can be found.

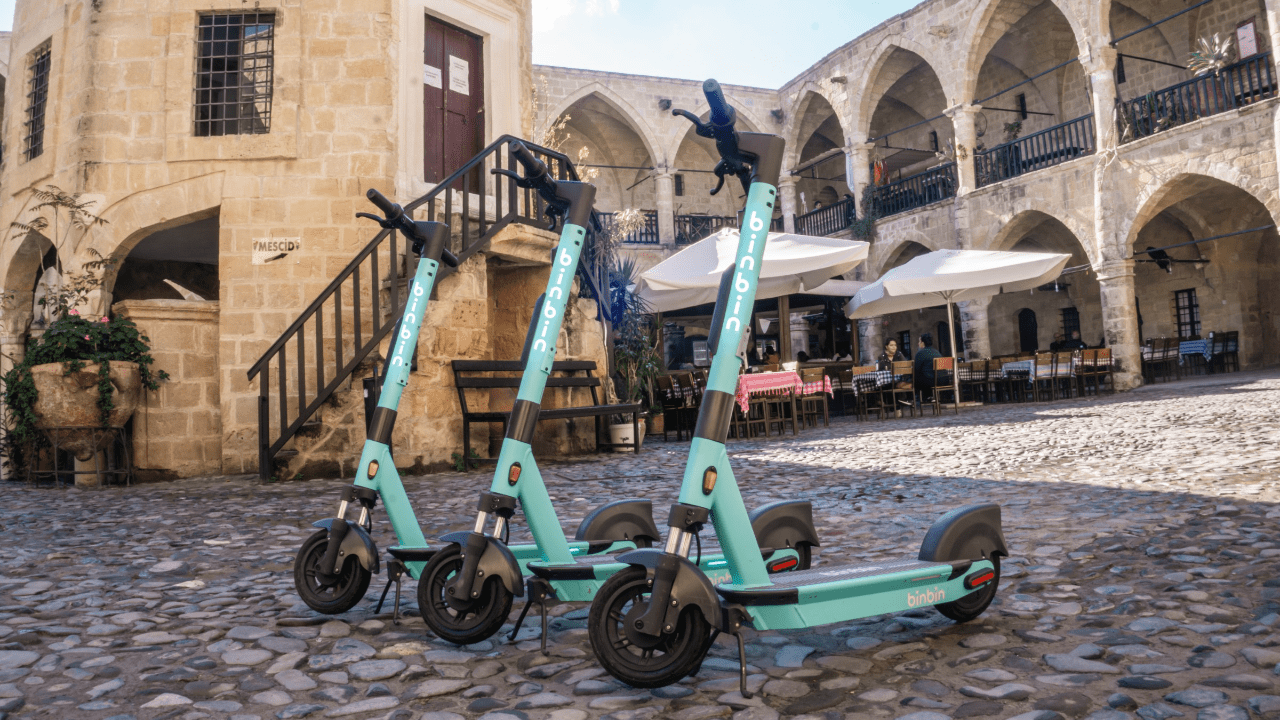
[1179,339,1211,364]
[1000,359,1034,377]
[848,370,894,395]
[734,370,833,413]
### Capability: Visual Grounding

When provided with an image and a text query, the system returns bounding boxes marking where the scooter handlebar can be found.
[365,188,402,221]
[509,140,548,181]
[440,249,459,268]
[703,79,733,127]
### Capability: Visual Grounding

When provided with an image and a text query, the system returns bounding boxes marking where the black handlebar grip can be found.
[703,79,732,126]
[440,249,459,268]
[509,141,548,179]
[366,189,402,221]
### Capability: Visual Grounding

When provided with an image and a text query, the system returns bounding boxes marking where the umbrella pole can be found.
[948,300,960,413]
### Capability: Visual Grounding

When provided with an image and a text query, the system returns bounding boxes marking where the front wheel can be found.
[936,556,1000,623]
[418,544,513,645]
[294,529,373,614]
[588,567,714,688]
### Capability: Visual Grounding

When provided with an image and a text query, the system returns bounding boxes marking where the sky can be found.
[533,0,912,89]
[0,0,12,32]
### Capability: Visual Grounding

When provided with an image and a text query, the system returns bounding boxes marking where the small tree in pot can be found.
[608,257,663,447]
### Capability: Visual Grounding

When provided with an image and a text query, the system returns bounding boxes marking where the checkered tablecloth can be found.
[1180,340,1211,363]
[848,370,893,396]
[734,371,832,413]
[1000,360,1034,377]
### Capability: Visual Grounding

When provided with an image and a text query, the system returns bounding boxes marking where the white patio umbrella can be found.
[635,228,869,313]
[845,249,1071,409]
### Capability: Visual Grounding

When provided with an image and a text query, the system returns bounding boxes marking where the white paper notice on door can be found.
[448,55,470,95]
[423,64,442,89]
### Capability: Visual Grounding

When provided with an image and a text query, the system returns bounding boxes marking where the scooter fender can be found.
[617,548,722,630]
[917,503,1009,563]
[440,531,525,598]
[312,519,380,575]
[574,499,661,548]
[749,500,820,554]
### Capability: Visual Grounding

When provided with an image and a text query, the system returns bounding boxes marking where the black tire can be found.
[936,556,1000,623]
[294,529,373,615]
[588,567,714,688]
[418,544,513,645]
[796,543,812,571]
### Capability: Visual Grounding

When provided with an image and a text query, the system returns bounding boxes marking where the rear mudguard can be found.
[574,499,661,547]
[312,518,380,575]
[917,503,1008,563]
[749,500,820,555]
[618,548,722,629]
[440,531,525,597]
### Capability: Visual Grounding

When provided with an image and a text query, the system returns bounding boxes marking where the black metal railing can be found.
[247,135,598,480]
[675,214,737,245]
[872,163,957,218]
[1119,52,1275,143]
[975,114,1095,187]
[598,210,659,244]
[796,196,856,235]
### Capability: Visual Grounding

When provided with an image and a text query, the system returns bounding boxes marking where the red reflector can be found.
[768,557,798,573]
[965,571,995,589]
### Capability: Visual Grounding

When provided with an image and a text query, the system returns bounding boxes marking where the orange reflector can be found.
[701,467,717,495]
[767,557,798,573]
[367,461,379,478]
[964,571,995,589]
[508,463,522,486]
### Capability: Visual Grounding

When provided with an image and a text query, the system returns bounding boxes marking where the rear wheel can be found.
[418,544,513,645]
[588,567,713,688]
[294,529,372,614]
[936,556,1000,623]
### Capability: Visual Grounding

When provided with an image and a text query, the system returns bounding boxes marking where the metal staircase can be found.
[247,136,606,481]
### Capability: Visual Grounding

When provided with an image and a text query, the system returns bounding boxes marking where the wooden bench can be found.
[452,360,644,462]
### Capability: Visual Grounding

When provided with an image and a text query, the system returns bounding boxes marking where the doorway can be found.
[424,15,484,183]
[1018,308,1038,352]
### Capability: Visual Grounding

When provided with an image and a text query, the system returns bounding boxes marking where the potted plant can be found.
[2,187,168,479]
[608,257,662,451]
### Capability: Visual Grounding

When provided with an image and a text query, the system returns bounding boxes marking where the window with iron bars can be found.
[194,13,275,137]
[1060,306,1080,340]
[23,41,52,162]
[1174,288,1200,338]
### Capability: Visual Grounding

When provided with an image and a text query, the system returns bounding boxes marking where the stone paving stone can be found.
[2,373,1280,718]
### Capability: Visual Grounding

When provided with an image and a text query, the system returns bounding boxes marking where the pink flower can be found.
[69,309,79,316]
[84,335,91,340]
[100,316,109,323]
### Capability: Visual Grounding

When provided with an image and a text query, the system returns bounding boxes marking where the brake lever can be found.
[710,168,727,196]
[491,168,536,189]
[672,109,714,139]
[356,212,394,229]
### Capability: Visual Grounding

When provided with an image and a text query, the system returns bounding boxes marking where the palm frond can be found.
[1188,33,1234,76]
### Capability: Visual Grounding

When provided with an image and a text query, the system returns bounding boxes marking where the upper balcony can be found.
[1118,53,1275,143]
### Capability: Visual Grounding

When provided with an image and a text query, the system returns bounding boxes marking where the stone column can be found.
[654,171,676,245]
[946,104,982,196]
[858,318,883,365]
[1264,0,1280,74]
[1095,260,1143,390]
[957,297,992,360]
[1085,46,1119,151]
[778,176,799,233]
[847,142,875,213]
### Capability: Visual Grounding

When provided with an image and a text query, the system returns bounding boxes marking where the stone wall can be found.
[114,299,221,481]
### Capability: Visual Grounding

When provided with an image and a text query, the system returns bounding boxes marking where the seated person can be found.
[796,351,810,363]
[876,338,906,371]
[1061,330,1087,350]
[913,333,942,399]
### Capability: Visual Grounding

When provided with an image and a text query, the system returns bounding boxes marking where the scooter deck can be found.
[528,544,799,588]
[716,556,996,631]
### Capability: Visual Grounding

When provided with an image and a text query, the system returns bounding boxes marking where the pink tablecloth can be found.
[735,372,833,413]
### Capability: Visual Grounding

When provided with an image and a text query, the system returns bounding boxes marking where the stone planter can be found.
[646,413,664,436]
[30,361,141,461]
[608,422,644,452]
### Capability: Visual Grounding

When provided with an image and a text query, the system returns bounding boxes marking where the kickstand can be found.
[722,604,753,700]
[735,630,752,699]
[374,560,405,624]
[507,578,554,654]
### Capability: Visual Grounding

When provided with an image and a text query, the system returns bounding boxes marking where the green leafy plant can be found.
[451,449,481,472]
[850,184,880,241]
[9,186,112,327]
[609,258,663,422]
[1002,121,1023,143]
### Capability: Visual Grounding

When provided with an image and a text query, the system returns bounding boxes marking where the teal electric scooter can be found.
[294,165,676,618]
[418,142,821,647]
[585,81,1008,691]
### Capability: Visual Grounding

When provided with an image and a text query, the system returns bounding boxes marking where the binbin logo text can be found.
[907,587,946,607]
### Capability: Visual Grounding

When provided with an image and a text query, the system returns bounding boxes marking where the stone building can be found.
[2,0,1277,480]
[0,0,614,481]
[536,0,1280,390]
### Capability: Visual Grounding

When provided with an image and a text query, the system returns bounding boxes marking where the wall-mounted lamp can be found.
[771,108,785,123]
[829,75,847,84]
[658,99,672,111]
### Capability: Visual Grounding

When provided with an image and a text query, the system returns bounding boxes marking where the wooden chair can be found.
[1032,353,1056,401]
[1074,349,1097,396]
[959,360,987,404]
[691,369,709,399]
[1095,348,1115,393]
[674,372,700,406]
[759,363,780,373]
[1053,352,1077,399]
[890,360,916,418]
[1221,331,1240,372]
[1143,338,1179,383]
[798,367,830,429]
[654,375,692,441]
[930,357,959,415]
[847,365,886,420]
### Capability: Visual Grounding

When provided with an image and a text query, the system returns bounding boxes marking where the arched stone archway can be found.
[853,37,958,141]
[856,42,954,189]
[867,233,944,279]
[960,0,1090,103]
[545,83,664,167]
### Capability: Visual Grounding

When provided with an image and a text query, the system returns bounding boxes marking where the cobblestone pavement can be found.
[4,370,1280,720]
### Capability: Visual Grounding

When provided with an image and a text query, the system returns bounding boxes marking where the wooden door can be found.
[424,15,484,183]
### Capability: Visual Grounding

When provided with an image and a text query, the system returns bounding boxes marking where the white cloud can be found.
[532,0,620,34]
